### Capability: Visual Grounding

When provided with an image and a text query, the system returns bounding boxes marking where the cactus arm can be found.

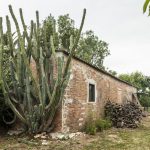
[0,18,26,124]
[19,8,30,43]
[26,74,31,110]
[43,22,50,57]
[0,6,86,133]
[45,72,52,100]
[29,21,34,43]
[20,8,33,59]
[6,16,15,57]
[0,17,4,86]
[6,94,26,124]
[50,36,56,56]
[10,61,19,101]
[9,5,42,105]
[36,11,40,59]
[39,48,46,107]
[7,10,25,88]
[57,57,64,83]
[45,78,58,110]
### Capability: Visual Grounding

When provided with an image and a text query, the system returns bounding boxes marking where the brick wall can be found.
[61,55,137,132]
[30,52,137,133]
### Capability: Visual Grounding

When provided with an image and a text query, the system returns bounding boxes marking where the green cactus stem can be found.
[0,5,86,134]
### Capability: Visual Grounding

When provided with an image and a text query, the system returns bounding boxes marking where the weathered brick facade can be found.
[30,51,138,132]
[54,51,138,132]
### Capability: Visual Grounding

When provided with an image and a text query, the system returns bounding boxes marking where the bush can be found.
[84,121,97,135]
[84,117,112,135]
[95,119,112,131]
[139,95,150,108]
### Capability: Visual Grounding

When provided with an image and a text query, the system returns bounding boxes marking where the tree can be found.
[76,30,109,69]
[57,14,78,50]
[118,72,150,108]
[43,15,110,69]
[42,15,59,49]
[109,70,117,76]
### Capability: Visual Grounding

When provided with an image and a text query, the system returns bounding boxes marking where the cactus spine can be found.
[0,5,86,134]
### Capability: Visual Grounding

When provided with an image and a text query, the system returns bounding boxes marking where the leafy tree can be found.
[43,14,109,69]
[57,14,78,50]
[140,95,150,108]
[107,69,117,76]
[119,72,149,93]
[42,15,59,49]
[118,72,150,108]
[76,30,109,69]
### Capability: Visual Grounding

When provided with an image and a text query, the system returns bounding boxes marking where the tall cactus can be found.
[0,5,86,134]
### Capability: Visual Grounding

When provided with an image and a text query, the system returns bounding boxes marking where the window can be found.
[89,83,95,102]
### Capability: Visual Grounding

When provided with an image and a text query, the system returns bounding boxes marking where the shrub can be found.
[95,119,112,131]
[84,117,112,135]
[84,121,97,135]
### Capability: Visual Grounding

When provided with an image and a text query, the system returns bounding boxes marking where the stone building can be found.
[53,50,138,132]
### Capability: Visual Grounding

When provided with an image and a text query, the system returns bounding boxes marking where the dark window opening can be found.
[89,83,95,102]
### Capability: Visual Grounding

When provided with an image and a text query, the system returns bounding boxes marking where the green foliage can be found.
[76,30,110,69]
[84,112,112,135]
[143,0,150,14]
[58,14,77,50]
[84,118,112,135]
[95,119,112,131]
[0,5,86,134]
[118,71,150,107]
[43,14,109,69]
[118,71,149,93]
[139,95,150,107]
[84,121,97,135]
[42,15,59,49]
[107,69,117,76]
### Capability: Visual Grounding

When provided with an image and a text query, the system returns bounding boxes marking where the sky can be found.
[0,0,150,75]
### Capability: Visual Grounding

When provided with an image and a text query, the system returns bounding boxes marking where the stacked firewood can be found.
[105,101,143,128]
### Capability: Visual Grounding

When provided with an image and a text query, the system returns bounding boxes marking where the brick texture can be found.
[60,55,137,132]
[30,52,137,132]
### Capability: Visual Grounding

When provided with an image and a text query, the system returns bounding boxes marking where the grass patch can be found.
[1,117,150,150]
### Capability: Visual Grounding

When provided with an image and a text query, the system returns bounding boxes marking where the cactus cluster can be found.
[0,5,86,134]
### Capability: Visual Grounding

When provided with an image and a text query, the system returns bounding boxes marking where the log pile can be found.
[105,101,143,128]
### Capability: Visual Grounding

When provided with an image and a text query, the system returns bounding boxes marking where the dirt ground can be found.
[1,116,150,150]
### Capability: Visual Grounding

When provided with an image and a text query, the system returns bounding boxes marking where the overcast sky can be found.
[0,0,150,75]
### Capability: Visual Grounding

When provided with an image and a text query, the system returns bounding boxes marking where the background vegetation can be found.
[43,14,110,69]
[119,72,150,108]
